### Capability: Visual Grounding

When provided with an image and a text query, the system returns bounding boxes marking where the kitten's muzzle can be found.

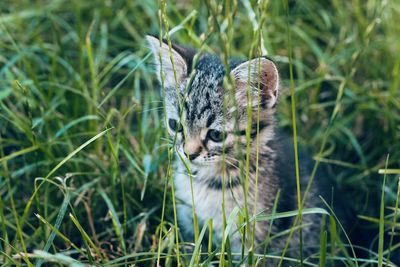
[183,140,202,161]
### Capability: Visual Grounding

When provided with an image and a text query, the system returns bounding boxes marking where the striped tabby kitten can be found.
[147,35,326,260]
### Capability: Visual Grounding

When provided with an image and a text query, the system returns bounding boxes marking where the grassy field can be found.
[0,0,400,266]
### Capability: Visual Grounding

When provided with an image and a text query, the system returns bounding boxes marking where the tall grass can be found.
[0,0,399,266]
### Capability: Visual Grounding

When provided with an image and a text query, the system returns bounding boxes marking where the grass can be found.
[0,0,400,266]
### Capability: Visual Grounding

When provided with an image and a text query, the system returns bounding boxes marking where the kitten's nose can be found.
[184,140,202,161]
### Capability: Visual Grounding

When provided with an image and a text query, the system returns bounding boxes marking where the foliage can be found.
[0,0,399,266]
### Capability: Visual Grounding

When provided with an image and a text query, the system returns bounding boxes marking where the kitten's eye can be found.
[168,118,182,132]
[208,129,226,142]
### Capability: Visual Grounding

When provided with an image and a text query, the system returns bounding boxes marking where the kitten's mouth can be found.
[178,154,220,167]
[176,147,221,167]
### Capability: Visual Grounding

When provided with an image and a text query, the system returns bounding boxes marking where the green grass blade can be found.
[69,213,104,262]
[32,250,85,267]
[53,115,99,139]
[189,219,211,267]
[20,128,112,232]
[35,214,85,256]
[378,156,389,267]
[319,230,327,267]
[0,145,39,164]
[35,190,71,267]
[99,188,126,254]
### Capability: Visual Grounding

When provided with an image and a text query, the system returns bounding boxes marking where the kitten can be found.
[147,35,331,263]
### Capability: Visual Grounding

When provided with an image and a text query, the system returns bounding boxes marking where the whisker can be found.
[224,155,240,164]
[223,159,240,171]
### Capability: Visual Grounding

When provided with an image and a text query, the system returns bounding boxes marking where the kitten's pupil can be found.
[169,118,182,132]
[208,129,225,142]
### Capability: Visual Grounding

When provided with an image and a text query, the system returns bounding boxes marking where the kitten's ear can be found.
[230,57,279,108]
[146,35,193,89]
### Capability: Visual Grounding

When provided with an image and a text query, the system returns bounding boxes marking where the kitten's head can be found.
[147,35,279,169]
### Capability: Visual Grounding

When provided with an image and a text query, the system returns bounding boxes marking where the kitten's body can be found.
[175,132,324,255]
[147,36,332,261]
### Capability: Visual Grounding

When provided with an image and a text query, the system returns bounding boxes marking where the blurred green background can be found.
[0,0,399,265]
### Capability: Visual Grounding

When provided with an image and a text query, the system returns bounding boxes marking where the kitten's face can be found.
[164,56,234,166]
[147,36,279,170]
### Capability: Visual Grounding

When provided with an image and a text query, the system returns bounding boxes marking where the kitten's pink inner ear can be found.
[261,59,279,101]
[231,58,279,108]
